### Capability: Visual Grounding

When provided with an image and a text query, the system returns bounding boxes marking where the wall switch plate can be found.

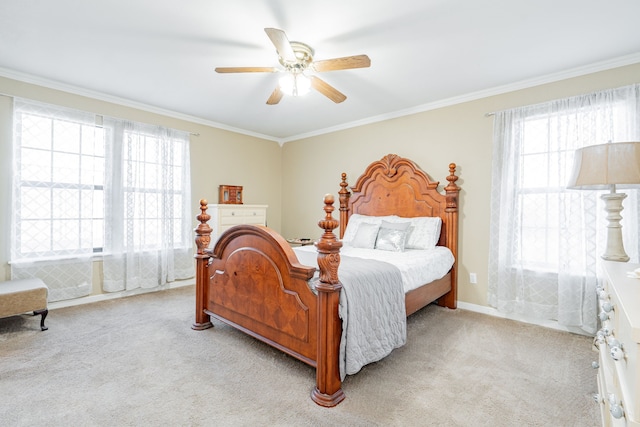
[470,273,477,284]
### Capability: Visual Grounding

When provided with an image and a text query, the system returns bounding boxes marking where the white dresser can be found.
[208,204,268,240]
[595,261,640,426]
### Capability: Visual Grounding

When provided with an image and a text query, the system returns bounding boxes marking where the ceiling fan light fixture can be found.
[279,72,311,97]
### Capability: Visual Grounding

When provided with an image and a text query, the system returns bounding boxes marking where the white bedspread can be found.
[293,245,453,379]
[295,244,454,292]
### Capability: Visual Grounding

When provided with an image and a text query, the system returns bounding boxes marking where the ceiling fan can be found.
[215,28,371,105]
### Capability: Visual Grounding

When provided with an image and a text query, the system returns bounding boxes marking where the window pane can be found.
[53,120,80,153]
[521,153,548,188]
[52,188,79,219]
[19,187,50,220]
[20,148,51,182]
[20,220,52,253]
[79,219,94,250]
[52,219,79,251]
[52,152,80,184]
[21,115,51,149]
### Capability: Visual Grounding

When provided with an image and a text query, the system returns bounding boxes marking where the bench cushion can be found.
[0,279,48,318]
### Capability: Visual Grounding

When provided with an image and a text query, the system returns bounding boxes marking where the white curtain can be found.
[102,119,194,292]
[488,83,640,334]
[11,99,100,301]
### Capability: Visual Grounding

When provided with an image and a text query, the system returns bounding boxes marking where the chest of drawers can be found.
[595,261,640,426]
[208,204,268,240]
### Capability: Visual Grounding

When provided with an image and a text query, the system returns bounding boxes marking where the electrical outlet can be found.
[470,273,477,284]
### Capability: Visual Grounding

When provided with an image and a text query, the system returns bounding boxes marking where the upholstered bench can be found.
[0,278,49,331]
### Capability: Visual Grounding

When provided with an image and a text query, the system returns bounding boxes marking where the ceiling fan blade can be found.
[266,86,284,105]
[264,28,296,62]
[215,67,279,73]
[312,55,371,72]
[310,76,347,103]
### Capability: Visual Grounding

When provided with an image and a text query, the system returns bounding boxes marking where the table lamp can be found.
[567,141,640,262]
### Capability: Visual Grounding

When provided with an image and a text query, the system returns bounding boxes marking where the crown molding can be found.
[2,51,639,146]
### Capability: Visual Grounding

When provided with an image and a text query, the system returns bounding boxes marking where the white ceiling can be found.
[1,1,640,143]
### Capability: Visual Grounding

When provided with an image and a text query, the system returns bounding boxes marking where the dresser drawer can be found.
[209,204,268,239]
[597,261,640,425]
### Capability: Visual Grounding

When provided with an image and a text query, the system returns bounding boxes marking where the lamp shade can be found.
[567,141,640,190]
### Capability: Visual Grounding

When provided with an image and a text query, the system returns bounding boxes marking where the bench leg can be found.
[33,309,48,331]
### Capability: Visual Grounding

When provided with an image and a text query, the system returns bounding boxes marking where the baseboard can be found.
[48,279,195,310]
[456,301,592,337]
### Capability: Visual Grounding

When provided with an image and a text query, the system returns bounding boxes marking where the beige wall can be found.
[1,62,639,307]
[0,77,281,287]
[281,62,640,307]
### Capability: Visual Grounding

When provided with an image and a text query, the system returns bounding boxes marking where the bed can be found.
[192,154,460,407]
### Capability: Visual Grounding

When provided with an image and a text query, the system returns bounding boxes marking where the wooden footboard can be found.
[193,196,345,407]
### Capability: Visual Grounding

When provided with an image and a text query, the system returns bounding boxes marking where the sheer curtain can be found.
[11,99,101,301]
[488,83,640,334]
[102,119,194,292]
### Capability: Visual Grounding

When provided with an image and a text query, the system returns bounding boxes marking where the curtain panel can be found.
[11,99,100,301]
[11,98,194,301]
[102,119,194,293]
[488,83,640,334]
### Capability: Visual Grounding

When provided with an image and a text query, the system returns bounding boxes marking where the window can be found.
[488,83,640,334]
[13,102,104,261]
[119,129,187,249]
[12,99,194,302]
[514,101,634,272]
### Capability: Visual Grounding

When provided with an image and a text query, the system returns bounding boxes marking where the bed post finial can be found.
[312,194,345,407]
[445,163,459,193]
[316,194,342,284]
[195,199,212,255]
[338,173,350,239]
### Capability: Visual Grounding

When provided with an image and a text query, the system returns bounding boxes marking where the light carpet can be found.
[0,285,600,426]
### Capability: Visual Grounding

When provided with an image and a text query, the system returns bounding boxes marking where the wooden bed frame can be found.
[193,154,460,407]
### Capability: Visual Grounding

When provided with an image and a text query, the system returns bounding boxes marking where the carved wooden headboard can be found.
[338,154,460,258]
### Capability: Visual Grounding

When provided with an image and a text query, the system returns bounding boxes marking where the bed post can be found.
[338,173,350,239]
[192,199,214,330]
[311,194,346,407]
[439,163,460,309]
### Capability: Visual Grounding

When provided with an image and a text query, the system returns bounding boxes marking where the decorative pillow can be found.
[342,214,394,244]
[404,216,442,249]
[375,227,408,252]
[380,220,411,232]
[350,223,380,249]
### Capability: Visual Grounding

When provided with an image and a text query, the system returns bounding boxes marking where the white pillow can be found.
[375,227,408,252]
[404,216,442,249]
[351,223,380,249]
[342,214,394,243]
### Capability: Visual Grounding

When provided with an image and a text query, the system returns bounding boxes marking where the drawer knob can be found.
[608,394,625,419]
[610,346,625,361]
[591,361,599,369]
[607,336,621,348]
[602,301,615,313]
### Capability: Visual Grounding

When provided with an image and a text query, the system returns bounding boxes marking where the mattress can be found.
[293,244,454,293]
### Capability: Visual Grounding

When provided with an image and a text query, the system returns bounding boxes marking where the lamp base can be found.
[601,192,630,262]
